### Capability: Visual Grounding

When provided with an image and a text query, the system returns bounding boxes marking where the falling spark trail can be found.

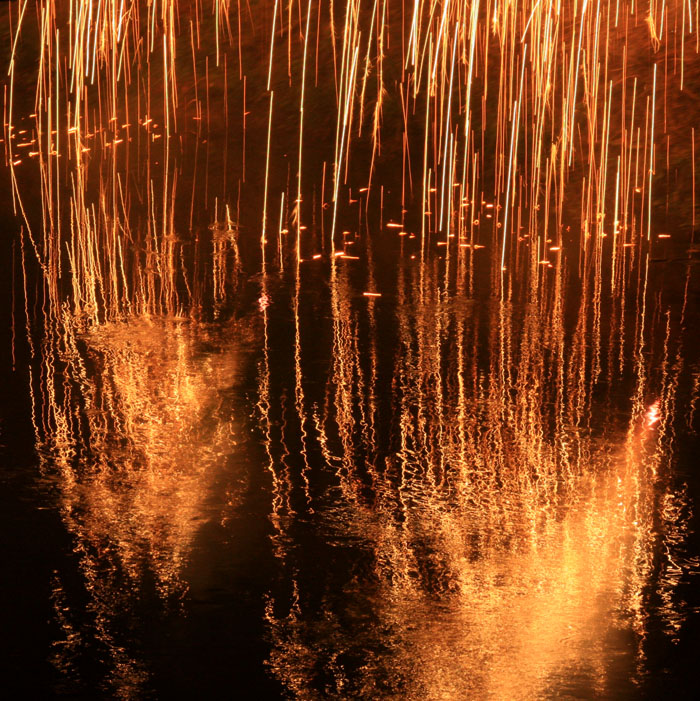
[501,44,528,287]
[262,91,274,273]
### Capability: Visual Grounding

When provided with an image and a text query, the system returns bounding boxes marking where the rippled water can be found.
[3,238,699,698]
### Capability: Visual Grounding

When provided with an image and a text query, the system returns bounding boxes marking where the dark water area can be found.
[2,1,700,699]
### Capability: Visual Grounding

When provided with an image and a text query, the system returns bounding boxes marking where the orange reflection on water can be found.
[36,316,249,695]
[263,255,692,699]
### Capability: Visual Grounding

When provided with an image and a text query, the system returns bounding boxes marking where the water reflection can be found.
[35,316,251,696]
[26,240,696,696]
[261,254,694,698]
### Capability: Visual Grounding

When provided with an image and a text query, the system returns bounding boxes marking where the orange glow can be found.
[646,401,662,427]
